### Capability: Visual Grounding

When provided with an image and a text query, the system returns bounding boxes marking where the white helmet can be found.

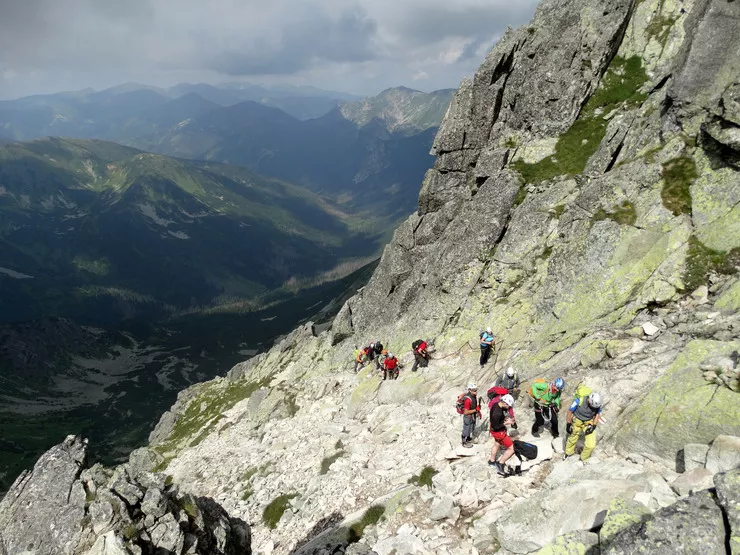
[467,382,478,391]
[588,392,602,408]
[506,367,515,377]
[501,394,515,407]
[387,353,393,358]
[486,327,492,334]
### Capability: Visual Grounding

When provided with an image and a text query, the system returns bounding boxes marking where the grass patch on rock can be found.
[349,505,386,543]
[512,56,648,183]
[408,465,438,488]
[263,493,298,530]
[158,376,271,454]
[646,14,678,48]
[320,451,345,475]
[661,156,697,216]
[683,236,740,292]
[593,200,637,226]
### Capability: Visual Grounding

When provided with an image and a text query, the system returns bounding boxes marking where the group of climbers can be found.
[353,341,400,380]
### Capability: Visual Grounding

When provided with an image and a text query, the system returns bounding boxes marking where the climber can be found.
[495,367,521,398]
[488,394,516,476]
[354,345,370,372]
[565,391,603,462]
[411,339,429,372]
[382,352,399,380]
[530,377,565,438]
[459,383,481,448]
[479,327,495,367]
[372,341,385,369]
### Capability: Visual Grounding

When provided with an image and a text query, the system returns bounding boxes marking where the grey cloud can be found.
[0,0,538,98]
[204,7,378,76]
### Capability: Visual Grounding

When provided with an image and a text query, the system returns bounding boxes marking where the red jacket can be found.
[416,341,427,354]
[383,356,398,370]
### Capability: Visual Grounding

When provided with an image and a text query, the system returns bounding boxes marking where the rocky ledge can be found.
[0,436,250,555]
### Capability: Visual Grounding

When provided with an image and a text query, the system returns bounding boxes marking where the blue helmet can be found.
[553,377,565,391]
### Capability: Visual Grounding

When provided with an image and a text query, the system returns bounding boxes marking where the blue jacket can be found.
[480,332,494,347]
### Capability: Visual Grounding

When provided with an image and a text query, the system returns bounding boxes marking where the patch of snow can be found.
[0,267,34,279]
[168,230,190,240]
[138,203,175,227]
[261,316,277,322]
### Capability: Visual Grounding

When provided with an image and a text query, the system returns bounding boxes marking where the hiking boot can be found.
[531,430,540,438]
[495,462,507,476]
[487,459,497,466]
[462,442,474,449]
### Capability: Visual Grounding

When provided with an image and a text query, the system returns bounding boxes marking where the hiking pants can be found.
[462,414,476,442]
[532,402,559,437]
[565,419,596,460]
[479,344,491,365]
[411,352,428,372]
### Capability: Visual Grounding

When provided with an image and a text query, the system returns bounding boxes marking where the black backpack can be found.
[411,339,423,350]
[513,440,538,461]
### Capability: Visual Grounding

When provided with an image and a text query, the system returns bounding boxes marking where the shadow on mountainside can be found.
[288,511,346,554]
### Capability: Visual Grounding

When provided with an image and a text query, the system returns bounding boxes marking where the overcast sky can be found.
[0,0,539,100]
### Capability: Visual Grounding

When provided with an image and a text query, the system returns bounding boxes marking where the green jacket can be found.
[531,381,561,408]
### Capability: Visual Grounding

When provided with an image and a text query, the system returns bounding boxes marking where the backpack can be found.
[486,386,509,409]
[528,378,547,398]
[513,440,538,461]
[412,339,423,350]
[456,392,475,415]
[574,383,592,405]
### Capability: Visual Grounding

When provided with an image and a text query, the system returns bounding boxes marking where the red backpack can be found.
[487,386,509,409]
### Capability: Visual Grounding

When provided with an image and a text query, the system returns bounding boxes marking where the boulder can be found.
[534,531,599,554]
[682,443,709,471]
[148,512,184,553]
[429,494,457,521]
[615,340,740,461]
[602,491,726,554]
[85,532,132,555]
[713,468,740,554]
[495,479,645,553]
[0,435,87,555]
[705,435,740,474]
[373,534,427,555]
[599,497,651,545]
[670,468,714,497]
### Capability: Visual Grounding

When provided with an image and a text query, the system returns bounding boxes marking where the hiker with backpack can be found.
[495,367,521,398]
[457,383,481,448]
[382,352,399,381]
[488,394,516,475]
[411,339,429,372]
[529,377,565,438]
[354,346,370,372]
[371,341,384,369]
[479,327,495,367]
[486,385,516,427]
[565,389,603,462]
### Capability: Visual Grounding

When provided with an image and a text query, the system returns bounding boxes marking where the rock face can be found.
[0,436,250,555]
[10,0,740,554]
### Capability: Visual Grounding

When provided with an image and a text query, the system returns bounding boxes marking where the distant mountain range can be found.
[0,137,378,326]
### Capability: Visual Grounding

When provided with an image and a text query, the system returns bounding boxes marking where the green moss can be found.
[320,451,345,475]
[349,505,386,543]
[241,487,254,501]
[646,14,678,48]
[335,439,344,449]
[504,136,519,148]
[122,524,138,541]
[593,200,637,226]
[285,393,299,416]
[158,376,271,454]
[513,186,528,207]
[408,465,438,488]
[165,474,174,487]
[683,236,740,292]
[263,493,298,530]
[661,156,697,216]
[512,56,648,184]
[553,204,567,218]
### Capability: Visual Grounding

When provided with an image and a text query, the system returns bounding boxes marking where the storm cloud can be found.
[0,0,539,98]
